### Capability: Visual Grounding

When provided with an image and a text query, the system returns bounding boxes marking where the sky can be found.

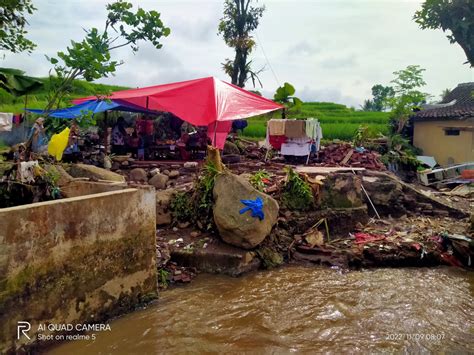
[2,0,473,107]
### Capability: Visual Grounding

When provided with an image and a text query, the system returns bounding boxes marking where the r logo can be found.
[17,321,31,340]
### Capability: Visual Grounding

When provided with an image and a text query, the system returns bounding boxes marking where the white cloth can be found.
[0,112,13,132]
[281,142,311,156]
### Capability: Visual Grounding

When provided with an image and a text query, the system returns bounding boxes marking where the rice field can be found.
[242,102,390,141]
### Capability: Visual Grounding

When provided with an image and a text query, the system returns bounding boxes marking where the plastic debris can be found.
[239,197,265,220]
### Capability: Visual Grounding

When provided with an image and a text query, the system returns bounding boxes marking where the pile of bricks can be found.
[317,143,386,170]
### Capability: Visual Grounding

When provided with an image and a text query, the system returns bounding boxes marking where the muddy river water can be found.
[49,266,473,354]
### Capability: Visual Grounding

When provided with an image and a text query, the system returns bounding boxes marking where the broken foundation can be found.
[0,183,156,354]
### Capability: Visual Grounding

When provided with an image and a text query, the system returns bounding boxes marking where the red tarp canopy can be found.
[74,76,283,126]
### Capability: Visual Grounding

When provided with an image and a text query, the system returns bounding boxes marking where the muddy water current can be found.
[48,266,474,354]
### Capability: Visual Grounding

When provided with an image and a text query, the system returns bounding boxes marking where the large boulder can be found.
[156,188,176,225]
[129,168,148,182]
[149,173,169,190]
[319,173,364,209]
[67,163,125,182]
[213,173,279,249]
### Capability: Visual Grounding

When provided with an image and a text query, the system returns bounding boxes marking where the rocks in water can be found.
[168,170,180,179]
[162,169,170,176]
[213,172,279,249]
[156,188,176,225]
[129,168,148,182]
[149,173,169,190]
[67,163,125,182]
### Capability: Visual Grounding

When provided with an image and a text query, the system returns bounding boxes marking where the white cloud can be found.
[1,0,472,107]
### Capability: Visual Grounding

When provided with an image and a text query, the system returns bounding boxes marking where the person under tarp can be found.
[73,77,283,149]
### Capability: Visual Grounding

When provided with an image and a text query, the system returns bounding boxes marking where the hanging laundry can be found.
[0,112,13,132]
[285,119,306,138]
[268,119,285,136]
[281,142,311,156]
[268,135,287,150]
[305,119,318,139]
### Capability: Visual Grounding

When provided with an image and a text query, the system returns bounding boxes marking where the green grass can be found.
[242,102,390,141]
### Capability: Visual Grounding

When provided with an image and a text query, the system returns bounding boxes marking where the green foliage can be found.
[249,169,270,191]
[192,161,220,231]
[281,167,313,211]
[362,84,395,112]
[274,82,303,112]
[170,191,193,223]
[353,125,370,146]
[0,0,36,53]
[255,246,283,269]
[157,269,169,288]
[386,65,429,135]
[45,0,170,112]
[381,134,421,168]
[414,0,474,67]
[218,0,265,87]
[0,67,43,96]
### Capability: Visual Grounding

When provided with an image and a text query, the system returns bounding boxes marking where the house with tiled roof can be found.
[412,82,474,166]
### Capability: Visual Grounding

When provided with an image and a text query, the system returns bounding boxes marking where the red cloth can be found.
[269,135,287,150]
[207,121,232,150]
[354,232,386,244]
[73,77,283,141]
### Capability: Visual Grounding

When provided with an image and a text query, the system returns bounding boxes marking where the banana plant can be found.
[273,82,303,114]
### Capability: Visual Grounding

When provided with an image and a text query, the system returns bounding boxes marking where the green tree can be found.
[361,85,395,111]
[387,65,429,134]
[440,88,451,101]
[0,0,36,53]
[45,0,170,111]
[360,99,376,111]
[414,0,474,67]
[218,0,265,88]
[371,84,395,111]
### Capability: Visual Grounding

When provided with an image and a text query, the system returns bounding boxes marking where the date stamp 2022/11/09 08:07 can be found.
[386,333,446,342]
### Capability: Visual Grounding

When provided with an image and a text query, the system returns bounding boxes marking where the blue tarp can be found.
[26,99,157,119]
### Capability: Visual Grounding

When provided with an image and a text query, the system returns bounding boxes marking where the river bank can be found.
[47,265,474,354]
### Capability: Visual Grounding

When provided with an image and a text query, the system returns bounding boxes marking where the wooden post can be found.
[206,145,224,172]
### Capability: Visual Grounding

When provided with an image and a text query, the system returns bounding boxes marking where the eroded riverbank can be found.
[48,265,474,354]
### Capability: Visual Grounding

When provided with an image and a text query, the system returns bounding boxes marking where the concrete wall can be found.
[60,180,127,198]
[0,187,157,353]
[413,119,474,165]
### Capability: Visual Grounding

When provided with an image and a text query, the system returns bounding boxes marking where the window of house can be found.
[444,128,460,136]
